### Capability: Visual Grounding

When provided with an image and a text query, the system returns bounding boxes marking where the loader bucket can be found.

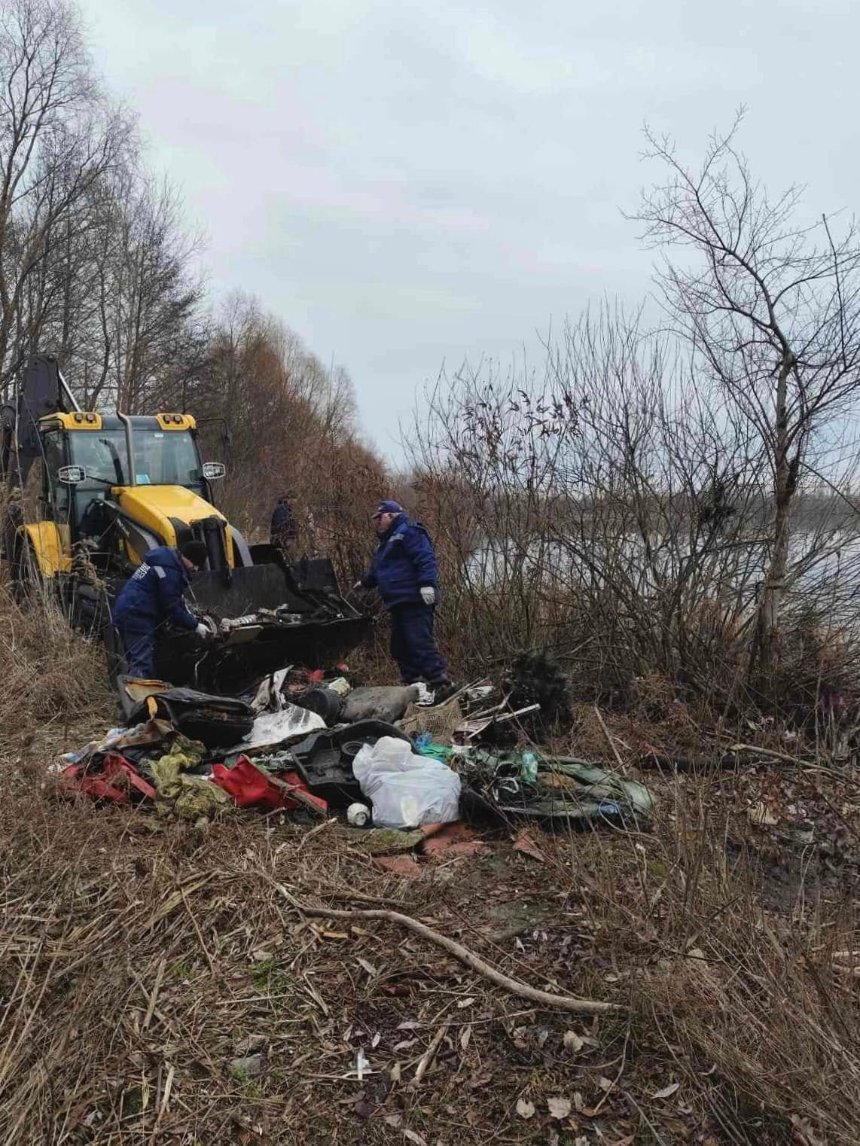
[154,615,372,695]
[149,557,372,694]
[187,563,312,616]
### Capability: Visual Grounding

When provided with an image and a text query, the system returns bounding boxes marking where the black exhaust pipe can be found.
[199,515,231,586]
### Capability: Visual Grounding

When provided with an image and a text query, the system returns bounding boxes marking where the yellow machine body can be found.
[22,521,72,576]
[116,484,236,566]
[18,411,232,578]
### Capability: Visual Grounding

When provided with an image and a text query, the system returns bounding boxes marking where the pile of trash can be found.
[56,664,654,835]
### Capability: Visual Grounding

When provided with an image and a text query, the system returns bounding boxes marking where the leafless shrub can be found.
[409,302,860,718]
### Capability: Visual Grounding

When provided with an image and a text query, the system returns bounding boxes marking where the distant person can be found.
[270,495,298,553]
[113,541,213,679]
[356,500,455,704]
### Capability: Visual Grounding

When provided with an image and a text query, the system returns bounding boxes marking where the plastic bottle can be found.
[520,749,539,784]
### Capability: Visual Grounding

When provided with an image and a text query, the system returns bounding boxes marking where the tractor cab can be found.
[1,357,233,590]
[40,411,228,575]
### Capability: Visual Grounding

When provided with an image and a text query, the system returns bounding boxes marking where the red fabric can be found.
[60,751,328,817]
[60,753,156,804]
[212,756,327,814]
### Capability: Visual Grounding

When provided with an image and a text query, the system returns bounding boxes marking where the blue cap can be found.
[372,500,403,517]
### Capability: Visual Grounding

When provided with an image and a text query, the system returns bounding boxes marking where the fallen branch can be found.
[412,1020,449,1085]
[275,884,621,1015]
[725,743,860,784]
[594,706,628,775]
[727,743,808,766]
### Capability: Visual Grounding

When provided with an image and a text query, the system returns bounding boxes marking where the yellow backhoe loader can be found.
[0,356,370,692]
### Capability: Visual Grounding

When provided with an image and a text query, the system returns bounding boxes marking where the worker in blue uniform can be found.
[357,500,455,704]
[270,495,298,552]
[113,540,213,678]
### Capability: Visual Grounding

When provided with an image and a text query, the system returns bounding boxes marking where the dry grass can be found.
[1,595,859,1144]
[593,772,860,1145]
[0,587,114,732]
[2,760,859,1144]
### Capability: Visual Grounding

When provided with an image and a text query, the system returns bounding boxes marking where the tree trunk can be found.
[755,352,796,679]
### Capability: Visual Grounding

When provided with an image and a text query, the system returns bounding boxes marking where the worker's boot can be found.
[427,680,457,706]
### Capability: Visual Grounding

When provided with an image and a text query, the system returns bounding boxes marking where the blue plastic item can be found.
[597,800,623,818]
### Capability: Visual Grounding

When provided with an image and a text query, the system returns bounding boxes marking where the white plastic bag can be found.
[352,736,461,828]
[240,706,325,750]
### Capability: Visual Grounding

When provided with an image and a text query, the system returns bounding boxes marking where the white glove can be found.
[420,586,436,606]
[196,622,212,640]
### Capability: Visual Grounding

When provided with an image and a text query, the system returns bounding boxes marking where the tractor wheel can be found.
[67,579,109,637]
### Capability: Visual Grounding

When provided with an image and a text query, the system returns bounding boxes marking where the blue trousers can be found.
[389,603,447,685]
[116,617,157,679]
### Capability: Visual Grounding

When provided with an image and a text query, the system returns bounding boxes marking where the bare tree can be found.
[0,0,131,394]
[635,115,860,677]
[188,294,386,560]
[101,178,205,413]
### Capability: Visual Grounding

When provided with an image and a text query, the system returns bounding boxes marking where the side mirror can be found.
[58,465,86,485]
[203,461,226,481]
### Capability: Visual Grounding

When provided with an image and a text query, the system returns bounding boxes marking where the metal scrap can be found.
[452,703,541,745]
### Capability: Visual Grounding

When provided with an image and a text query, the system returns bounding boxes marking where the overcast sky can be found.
[78,0,857,459]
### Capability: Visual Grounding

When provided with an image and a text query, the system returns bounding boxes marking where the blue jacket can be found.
[113,546,198,632]
[362,513,439,609]
[271,501,297,539]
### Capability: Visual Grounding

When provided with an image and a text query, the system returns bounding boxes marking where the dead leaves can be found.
[401,1129,428,1146]
[748,801,779,826]
[650,1081,681,1100]
[513,829,546,862]
[790,1113,827,1146]
[547,1095,572,1120]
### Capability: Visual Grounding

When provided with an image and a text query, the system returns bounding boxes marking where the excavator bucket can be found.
[124,557,373,695]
